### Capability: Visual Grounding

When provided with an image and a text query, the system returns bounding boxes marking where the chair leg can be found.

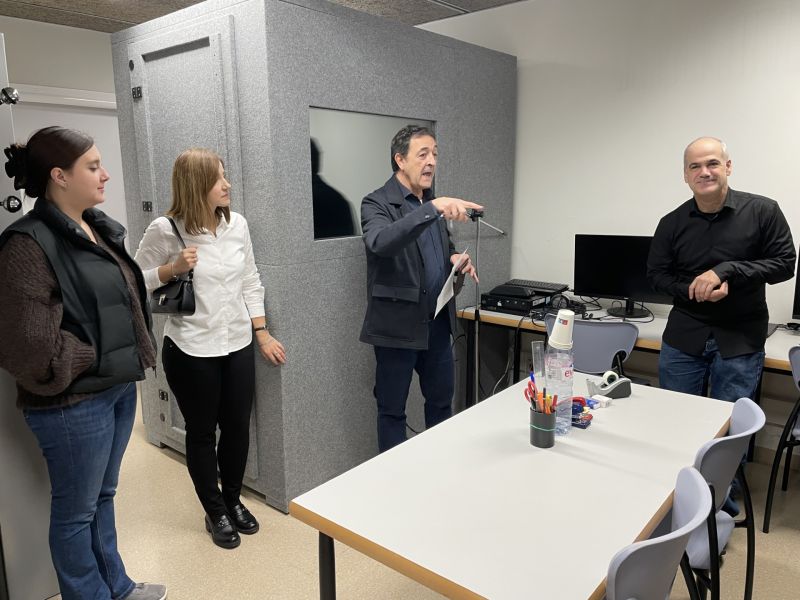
[763,396,800,533]
[763,442,784,534]
[738,465,756,600]
[706,484,721,600]
[694,570,710,600]
[781,440,795,491]
[681,554,702,600]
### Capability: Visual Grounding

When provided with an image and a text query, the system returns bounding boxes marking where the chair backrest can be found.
[544,314,639,374]
[694,397,765,512]
[789,346,800,393]
[606,466,712,600]
[789,346,800,436]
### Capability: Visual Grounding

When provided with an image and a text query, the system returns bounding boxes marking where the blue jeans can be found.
[23,383,137,600]
[659,338,764,402]
[373,312,454,452]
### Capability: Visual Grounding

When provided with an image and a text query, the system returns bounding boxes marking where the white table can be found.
[290,374,732,600]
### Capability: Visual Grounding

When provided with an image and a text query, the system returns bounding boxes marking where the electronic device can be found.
[480,292,549,315]
[573,234,672,318]
[530,298,587,320]
[791,273,800,324]
[503,278,569,296]
[489,283,534,298]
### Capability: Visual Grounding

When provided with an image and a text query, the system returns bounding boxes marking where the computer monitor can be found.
[573,234,673,318]
[792,272,800,321]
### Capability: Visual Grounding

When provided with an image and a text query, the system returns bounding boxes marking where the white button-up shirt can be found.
[134,212,265,357]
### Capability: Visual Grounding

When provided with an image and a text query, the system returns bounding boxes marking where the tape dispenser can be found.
[586,370,632,399]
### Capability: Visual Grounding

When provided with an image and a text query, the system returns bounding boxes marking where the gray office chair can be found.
[685,397,765,600]
[606,466,711,600]
[544,314,639,375]
[763,345,800,533]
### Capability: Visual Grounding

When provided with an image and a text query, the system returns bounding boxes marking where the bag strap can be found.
[166,217,186,248]
[165,217,193,279]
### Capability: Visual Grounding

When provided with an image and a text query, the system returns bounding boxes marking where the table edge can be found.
[289,501,488,600]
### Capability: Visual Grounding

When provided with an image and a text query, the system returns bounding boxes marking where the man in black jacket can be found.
[360,125,482,452]
[647,137,795,401]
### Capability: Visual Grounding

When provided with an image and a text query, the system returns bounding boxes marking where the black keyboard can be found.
[506,279,569,295]
[767,323,779,338]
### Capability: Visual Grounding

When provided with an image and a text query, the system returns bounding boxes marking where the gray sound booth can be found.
[111,0,516,512]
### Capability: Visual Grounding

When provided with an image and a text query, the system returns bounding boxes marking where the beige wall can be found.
[0,15,113,92]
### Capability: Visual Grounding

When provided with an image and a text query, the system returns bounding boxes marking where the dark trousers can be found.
[162,337,255,518]
[373,312,454,453]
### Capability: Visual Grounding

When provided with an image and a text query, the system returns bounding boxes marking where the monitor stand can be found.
[607,298,648,319]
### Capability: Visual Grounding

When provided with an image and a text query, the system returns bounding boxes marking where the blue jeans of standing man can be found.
[23,382,137,600]
[659,337,765,402]
[373,312,454,452]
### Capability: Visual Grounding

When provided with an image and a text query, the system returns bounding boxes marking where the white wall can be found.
[12,102,128,230]
[0,18,127,232]
[0,15,113,92]
[422,0,800,322]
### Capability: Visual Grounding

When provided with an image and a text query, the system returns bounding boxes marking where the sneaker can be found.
[126,583,167,600]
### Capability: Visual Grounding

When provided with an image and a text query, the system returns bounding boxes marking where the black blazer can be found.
[359,175,457,349]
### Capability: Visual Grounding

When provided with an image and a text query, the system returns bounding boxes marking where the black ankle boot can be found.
[226,503,260,535]
[204,514,241,549]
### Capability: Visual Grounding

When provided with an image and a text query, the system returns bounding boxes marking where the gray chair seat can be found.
[606,466,711,600]
[686,397,764,600]
[685,510,734,571]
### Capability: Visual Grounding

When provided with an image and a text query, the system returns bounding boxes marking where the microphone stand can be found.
[467,210,505,407]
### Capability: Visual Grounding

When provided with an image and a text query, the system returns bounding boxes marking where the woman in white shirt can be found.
[134,148,285,549]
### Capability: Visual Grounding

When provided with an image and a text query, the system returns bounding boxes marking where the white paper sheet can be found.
[435,247,469,318]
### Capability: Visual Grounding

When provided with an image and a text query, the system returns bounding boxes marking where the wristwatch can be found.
[253,325,268,332]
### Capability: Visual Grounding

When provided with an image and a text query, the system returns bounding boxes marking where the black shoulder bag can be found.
[151,217,196,315]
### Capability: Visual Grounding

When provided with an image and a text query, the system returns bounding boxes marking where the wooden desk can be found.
[290,374,732,600]
[457,307,797,376]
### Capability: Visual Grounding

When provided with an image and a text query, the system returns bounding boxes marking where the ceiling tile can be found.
[0,0,130,32]
[309,0,459,26]
[15,0,201,22]
[0,0,515,33]
[444,0,521,11]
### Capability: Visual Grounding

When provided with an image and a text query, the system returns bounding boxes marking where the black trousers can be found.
[162,336,255,518]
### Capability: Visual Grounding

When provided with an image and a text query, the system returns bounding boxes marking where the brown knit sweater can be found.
[0,231,156,409]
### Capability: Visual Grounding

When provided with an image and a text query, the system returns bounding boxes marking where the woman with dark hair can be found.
[0,127,166,600]
[134,148,285,549]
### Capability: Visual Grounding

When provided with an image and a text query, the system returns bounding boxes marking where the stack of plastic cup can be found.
[549,309,574,350]
[546,309,575,435]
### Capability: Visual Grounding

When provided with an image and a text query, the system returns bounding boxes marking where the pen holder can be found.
[530,408,556,448]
